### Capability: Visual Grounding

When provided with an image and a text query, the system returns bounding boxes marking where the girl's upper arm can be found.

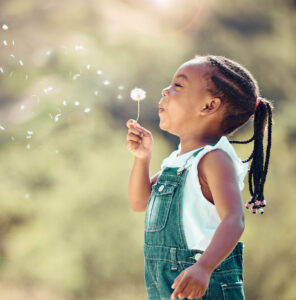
[198,149,244,222]
[150,171,161,187]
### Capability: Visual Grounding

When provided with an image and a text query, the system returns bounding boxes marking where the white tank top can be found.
[160,136,248,251]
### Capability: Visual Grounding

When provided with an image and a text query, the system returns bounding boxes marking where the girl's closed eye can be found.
[174,82,183,88]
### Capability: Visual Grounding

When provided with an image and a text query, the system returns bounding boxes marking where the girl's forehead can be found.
[175,60,210,82]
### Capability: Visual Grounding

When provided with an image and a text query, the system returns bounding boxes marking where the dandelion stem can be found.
[136,100,140,122]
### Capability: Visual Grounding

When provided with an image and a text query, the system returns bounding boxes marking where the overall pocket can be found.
[145,183,176,232]
[221,281,245,300]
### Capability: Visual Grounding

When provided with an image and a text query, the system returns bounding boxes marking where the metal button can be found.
[158,185,165,192]
[194,253,202,261]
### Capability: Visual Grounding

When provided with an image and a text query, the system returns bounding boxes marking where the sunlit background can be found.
[0,0,296,299]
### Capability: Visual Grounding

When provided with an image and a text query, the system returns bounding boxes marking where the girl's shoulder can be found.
[191,136,249,191]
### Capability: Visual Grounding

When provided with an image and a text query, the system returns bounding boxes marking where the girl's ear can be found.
[200,97,222,115]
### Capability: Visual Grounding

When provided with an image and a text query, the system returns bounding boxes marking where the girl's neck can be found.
[178,135,222,156]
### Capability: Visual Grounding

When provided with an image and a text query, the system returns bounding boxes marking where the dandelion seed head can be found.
[130,88,146,101]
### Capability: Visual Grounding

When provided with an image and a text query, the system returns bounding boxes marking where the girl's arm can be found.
[171,149,245,299]
[126,120,155,212]
[195,149,245,271]
[128,157,151,212]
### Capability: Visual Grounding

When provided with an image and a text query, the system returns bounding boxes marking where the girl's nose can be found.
[161,87,169,97]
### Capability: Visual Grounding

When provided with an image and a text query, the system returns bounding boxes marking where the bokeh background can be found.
[0,0,295,299]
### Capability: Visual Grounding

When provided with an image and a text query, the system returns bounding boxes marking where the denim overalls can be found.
[144,148,245,300]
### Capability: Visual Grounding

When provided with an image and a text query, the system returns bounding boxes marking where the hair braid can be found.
[199,54,274,214]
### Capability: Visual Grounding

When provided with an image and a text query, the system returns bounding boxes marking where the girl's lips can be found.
[159,108,165,113]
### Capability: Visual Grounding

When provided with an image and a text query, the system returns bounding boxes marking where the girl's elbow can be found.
[131,206,146,212]
[239,214,245,232]
[130,202,147,212]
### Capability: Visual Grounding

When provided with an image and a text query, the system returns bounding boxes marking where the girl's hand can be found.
[126,119,154,160]
[171,262,212,300]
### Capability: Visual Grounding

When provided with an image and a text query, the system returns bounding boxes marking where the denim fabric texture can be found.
[144,148,245,300]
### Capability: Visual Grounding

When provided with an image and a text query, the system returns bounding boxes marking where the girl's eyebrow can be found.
[176,74,189,81]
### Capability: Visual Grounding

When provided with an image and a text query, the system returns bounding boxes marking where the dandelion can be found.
[118,85,125,90]
[19,60,24,66]
[0,125,5,130]
[26,144,31,149]
[117,94,123,100]
[20,105,25,110]
[74,101,80,106]
[94,90,99,96]
[27,131,33,135]
[86,64,91,70]
[97,70,103,75]
[3,40,8,46]
[46,50,51,56]
[130,88,146,122]
[2,24,8,30]
[63,100,67,106]
[103,80,110,85]
[11,136,15,141]
[24,193,31,199]
[84,107,91,113]
[0,67,3,73]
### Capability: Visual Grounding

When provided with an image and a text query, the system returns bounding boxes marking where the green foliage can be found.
[0,0,295,299]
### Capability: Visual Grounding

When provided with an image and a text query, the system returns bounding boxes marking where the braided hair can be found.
[198,55,274,215]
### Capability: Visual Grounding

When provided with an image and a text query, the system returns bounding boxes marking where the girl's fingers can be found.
[126,119,139,129]
[127,132,141,143]
[126,120,151,137]
[188,289,199,300]
[171,272,184,289]
[171,276,188,299]
[179,284,194,299]
[129,127,143,137]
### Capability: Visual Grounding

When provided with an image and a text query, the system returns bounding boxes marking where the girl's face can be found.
[158,59,212,136]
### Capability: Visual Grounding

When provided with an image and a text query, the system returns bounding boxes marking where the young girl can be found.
[126,55,273,300]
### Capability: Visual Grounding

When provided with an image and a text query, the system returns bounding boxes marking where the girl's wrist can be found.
[194,258,215,274]
[135,155,152,163]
